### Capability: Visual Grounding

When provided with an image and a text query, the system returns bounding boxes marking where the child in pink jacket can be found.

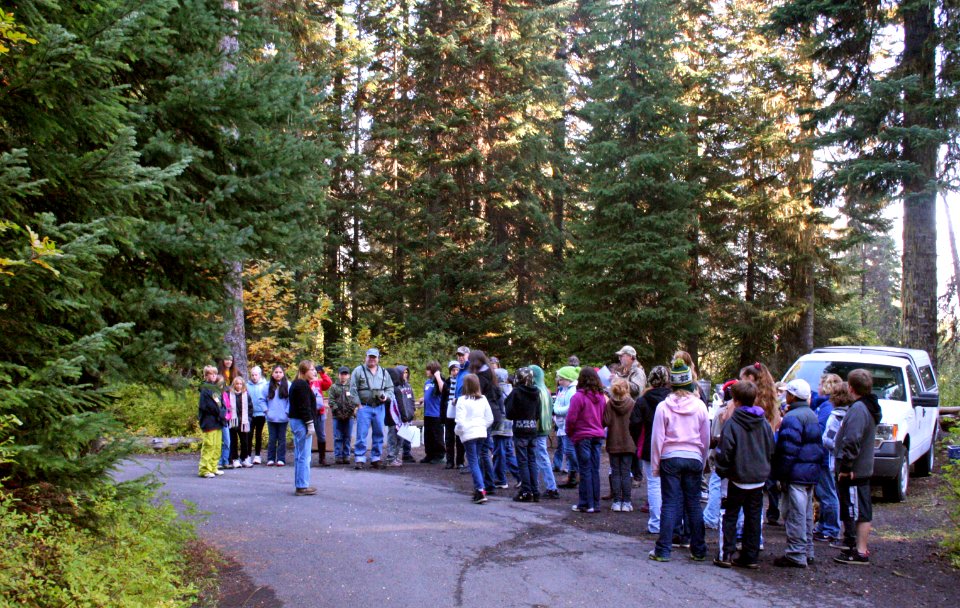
[649,359,710,562]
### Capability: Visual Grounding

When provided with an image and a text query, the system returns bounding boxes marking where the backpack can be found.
[398,385,416,423]
[822,408,846,452]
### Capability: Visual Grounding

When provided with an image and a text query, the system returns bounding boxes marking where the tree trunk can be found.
[900,1,938,364]
[224,259,249,378]
[323,0,346,360]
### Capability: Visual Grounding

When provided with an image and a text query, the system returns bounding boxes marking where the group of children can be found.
[197,346,880,567]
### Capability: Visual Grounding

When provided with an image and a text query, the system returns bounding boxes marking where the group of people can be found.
[196,343,881,567]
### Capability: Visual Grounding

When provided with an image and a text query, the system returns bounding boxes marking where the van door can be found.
[906,367,932,463]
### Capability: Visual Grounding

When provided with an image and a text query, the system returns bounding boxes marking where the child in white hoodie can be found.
[455,373,494,504]
[649,358,710,563]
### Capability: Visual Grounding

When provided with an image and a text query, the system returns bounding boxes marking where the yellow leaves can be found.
[0,10,37,56]
[0,221,61,276]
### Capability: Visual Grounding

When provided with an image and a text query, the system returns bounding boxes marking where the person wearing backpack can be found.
[386,366,416,466]
[350,348,395,469]
[328,366,359,464]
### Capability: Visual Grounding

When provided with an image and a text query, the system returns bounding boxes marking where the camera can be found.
[376,391,387,403]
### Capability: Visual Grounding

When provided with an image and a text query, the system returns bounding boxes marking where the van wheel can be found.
[913,434,936,478]
[882,454,908,502]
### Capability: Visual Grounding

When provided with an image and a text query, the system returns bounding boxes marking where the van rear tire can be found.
[913,432,936,478]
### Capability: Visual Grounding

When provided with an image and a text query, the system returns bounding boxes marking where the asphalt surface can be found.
[117,456,864,608]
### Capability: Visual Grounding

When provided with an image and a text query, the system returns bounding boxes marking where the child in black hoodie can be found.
[713,381,775,569]
[506,367,542,502]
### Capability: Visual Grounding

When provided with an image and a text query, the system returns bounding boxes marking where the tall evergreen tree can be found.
[562,0,698,364]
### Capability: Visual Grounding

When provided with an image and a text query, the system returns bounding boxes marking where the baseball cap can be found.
[338,366,351,375]
[448,360,461,369]
[616,345,637,357]
[785,379,811,401]
[456,346,470,355]
[366,348,380,358]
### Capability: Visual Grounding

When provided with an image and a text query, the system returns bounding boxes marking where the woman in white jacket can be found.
[456,374,494,504]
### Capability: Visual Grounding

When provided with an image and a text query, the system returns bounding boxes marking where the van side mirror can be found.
[913,391,939,408]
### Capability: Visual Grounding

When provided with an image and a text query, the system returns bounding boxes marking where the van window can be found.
[918,366,937,391]
[783,361,907,401]
[906,367,921,398]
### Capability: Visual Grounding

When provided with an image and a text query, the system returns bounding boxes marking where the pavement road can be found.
[117,456,853,608]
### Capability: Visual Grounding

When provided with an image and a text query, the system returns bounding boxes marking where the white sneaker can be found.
[253,455,262,465]
[622,502,634,512]
[232,459,241,469]
[215,470,224,476]
[242,458,253,468]
[266,460,275,466]
[612,501,623,512]
[277,460,285,467]
[202,472,216,478]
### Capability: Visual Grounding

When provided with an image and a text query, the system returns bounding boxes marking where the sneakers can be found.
[611,501,623,512]
[773,556,807,569]
[389,459,403,467]
[690,554,706,562]
[232,459,242,469]
[354,462,366,470]
[829,539,854,550]
[571,505,596,513]
[201,472,216,478]
[834,550,870,565]
[648,550,670,562]
[543,489,560,499]
[813,532,838,543]
[495,483,510,489]
[214,469,224,476]
[732,559,760,569]
[713,557,732,568]
[459,466,470,474]
[513,492,534,503]
[370,460,381,469]
[242,458,253,468]
[622,502,634,512]
[295,487,317,496]
[253,455,262,465]
[473,490,488,504]
[266,460,275,466]
[276,460,285,467]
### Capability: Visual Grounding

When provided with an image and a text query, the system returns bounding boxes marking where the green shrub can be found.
[941,432,960,568]
[108,384,199,439]
[0,483,201,607]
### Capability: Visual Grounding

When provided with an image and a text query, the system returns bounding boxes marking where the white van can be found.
[781,346,939,502]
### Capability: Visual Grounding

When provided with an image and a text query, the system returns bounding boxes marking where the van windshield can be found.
[783,361,907,401]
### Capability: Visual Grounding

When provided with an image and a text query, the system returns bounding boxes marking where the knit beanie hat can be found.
[556,366,579,382]
[669,358,693,390]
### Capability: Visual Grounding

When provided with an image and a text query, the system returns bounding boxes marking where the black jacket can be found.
[198,384,226,432]
[288,378,316,423]
[505,385,541,437]
[475,367,503,428]
[835,394,882,478]
[633,386,671,462]
[714,408,775,485]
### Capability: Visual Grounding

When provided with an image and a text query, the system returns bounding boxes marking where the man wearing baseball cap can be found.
[442,359,465,469]
[349,348,394,469]
[453,346,470,399]
[615,345,647,399]
[772,378,824,568]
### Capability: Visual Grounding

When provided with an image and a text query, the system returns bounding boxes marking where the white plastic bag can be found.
[397,424,421,448]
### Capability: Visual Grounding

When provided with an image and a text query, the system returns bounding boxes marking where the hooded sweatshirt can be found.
[505,384,541,438]
[247,378,269,417]
[834,393,882,479]
[565,389,606,443]
[633,386,671,462]
[198,382,226,432]
[531,366,553,437]
[650,391,710,477]
[603,396,636,454]
[714,406,775,485]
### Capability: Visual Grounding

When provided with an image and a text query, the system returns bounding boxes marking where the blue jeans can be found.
[576,438,603,510]
[313,412,326,443]
[535,436,558,491]
[553,436,565,471]
[515,436,539,495]
[266,421,287,463]
[463,438,488,492]
[481,435,496,488]
[814,464,841,538]
[333,418,354,460]
[354,404,385,463]
[289,418,311,489]
[642,460,662,533]
[493,435,520,485]
[703,470,722,527]
[655,457,707,559]
[219,426,231,466]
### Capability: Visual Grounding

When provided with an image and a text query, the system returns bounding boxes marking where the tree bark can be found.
[900,1,939,364]
[224,259,249,378]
